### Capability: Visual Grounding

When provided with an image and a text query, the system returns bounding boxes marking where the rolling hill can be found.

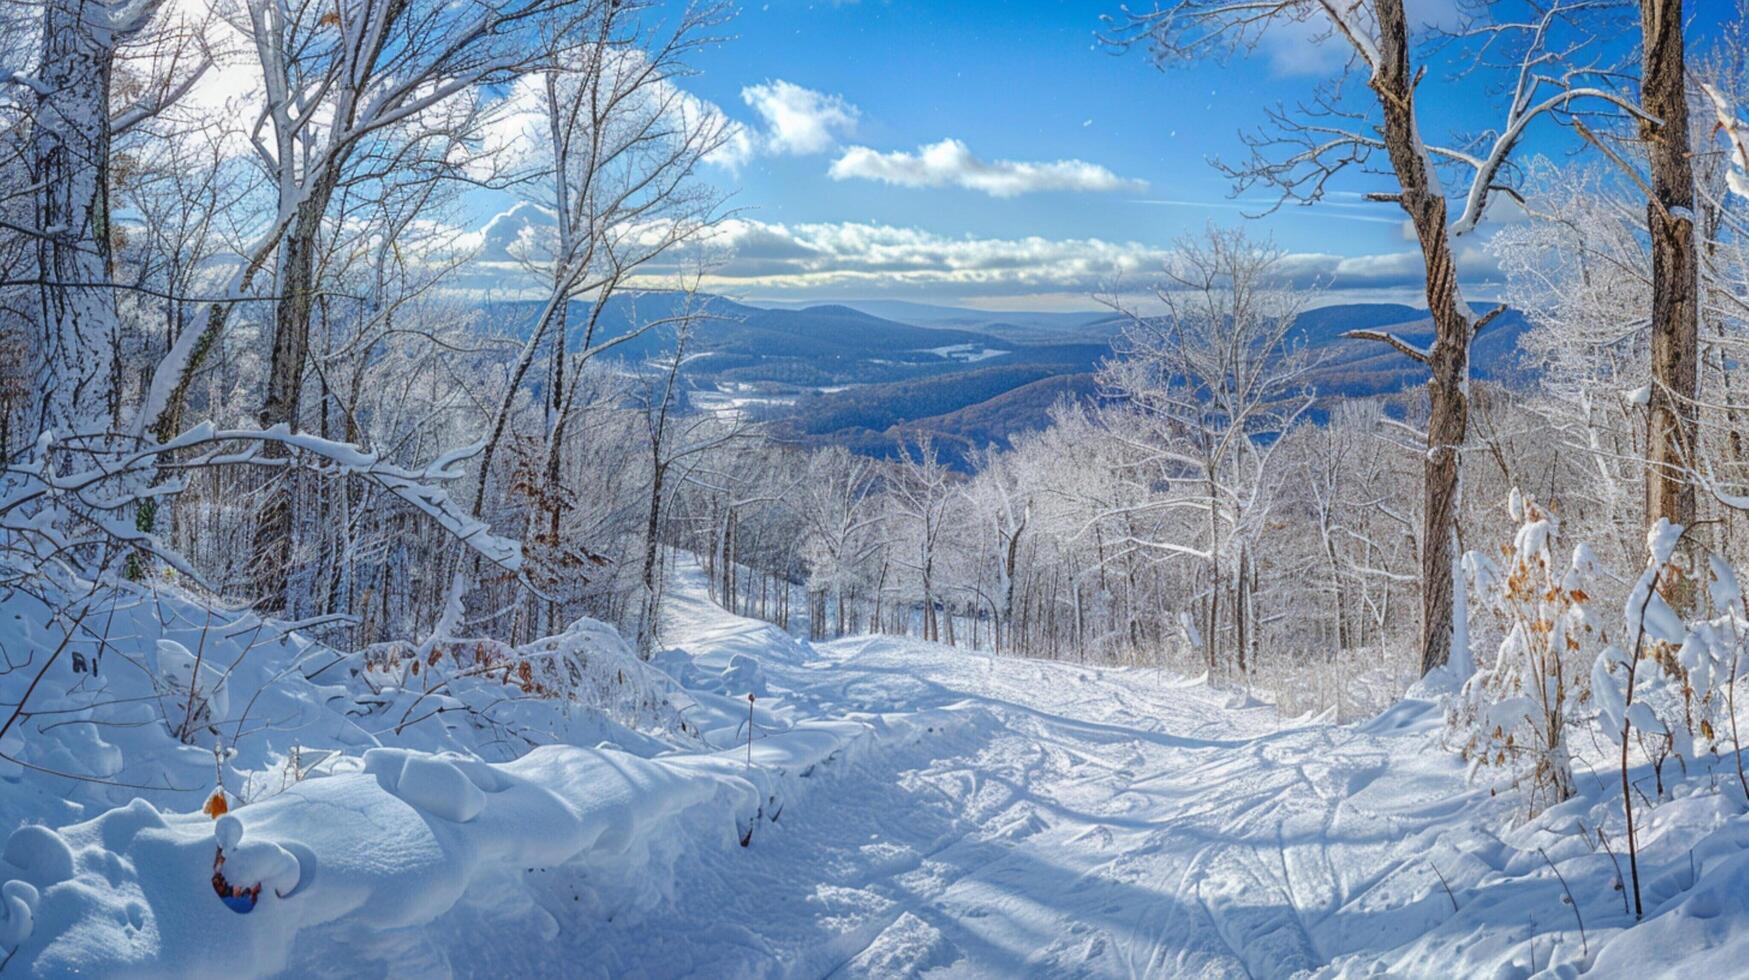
[476,292,1531,470]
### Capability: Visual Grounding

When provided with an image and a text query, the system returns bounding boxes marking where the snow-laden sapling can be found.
[153,633,230,744]
[1595,525,1738,796]
[1588,519,1736,918]
[1711,554,1749,799]
[1452,491,1598,817]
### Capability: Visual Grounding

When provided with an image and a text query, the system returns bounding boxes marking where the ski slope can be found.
[4,561,1748,977]
[543,563,1749,978]
[586,564,1466,977]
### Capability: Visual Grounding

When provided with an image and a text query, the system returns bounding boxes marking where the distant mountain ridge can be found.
[475,291,1529,469]
[757,298,1124,344]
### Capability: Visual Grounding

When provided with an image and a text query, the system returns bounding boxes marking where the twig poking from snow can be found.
[1429,859,1459,912]
[1588,822,1631,916]
[1538,846,1587,957]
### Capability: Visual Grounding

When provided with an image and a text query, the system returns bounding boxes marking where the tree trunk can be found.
[874,561,887,632]
[1373,0,1472,676]
[638,461,667,655]
[33,0,121,445]
[472,294,569,522]
[259,181,339,434]
[1323,530,1351,650]
[1205,486,1220,671]
[1235,544,1249,675]
[252,178,340,608]
[1640,0,1697,547]
[921,552,937,642]
[1000,512,1025,653]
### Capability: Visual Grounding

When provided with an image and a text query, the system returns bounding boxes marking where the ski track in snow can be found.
[496,564,1470,979]
[14,560,1746,977]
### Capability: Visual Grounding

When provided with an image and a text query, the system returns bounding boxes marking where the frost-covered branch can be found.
[3,426,524,585]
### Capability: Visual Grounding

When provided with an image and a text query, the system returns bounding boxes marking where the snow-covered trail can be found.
[557,564,1476,978]
[10,564,1746,978]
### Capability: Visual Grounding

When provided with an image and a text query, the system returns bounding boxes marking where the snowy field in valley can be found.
[2,561,1745,978]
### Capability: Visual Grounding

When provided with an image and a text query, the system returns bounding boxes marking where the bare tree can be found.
[9,0,206,448]
[1099,227,1313,672]
[630,313,741,653]
[890,434,956,643]
[470,0,731,529]
[1107,0,1644,676]
[790,447,879,638]
[969,449,1031,653]
[231,0,621,605]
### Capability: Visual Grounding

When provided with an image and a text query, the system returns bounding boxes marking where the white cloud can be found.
[704,218,1164,289]
[694,219,1499,298]
[475,57,758,175]
[708,119,760,170]
[829,139,1148,198]
[467,201,558,264]
[740,80,859,156]
[443,212,1502,307]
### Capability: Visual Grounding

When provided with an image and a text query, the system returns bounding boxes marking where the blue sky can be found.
[684,0,1408,251]
[463,1,1738,311]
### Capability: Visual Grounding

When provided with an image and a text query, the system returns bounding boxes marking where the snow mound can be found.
[5,714,885,977]
[214,814,301,898]
[375,752,489,823]
[2,826,75,888]
[0,564,893,976]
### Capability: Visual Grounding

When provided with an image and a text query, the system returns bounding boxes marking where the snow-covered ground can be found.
[691,382,800,421]
[3,561,1747,977]
[922,343,1009,364]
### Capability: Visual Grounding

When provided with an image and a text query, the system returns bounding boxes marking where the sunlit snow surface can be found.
[3,562,1748,977]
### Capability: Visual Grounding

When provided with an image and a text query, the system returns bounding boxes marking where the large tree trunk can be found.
[33,0,121,445]
[1373,0,1472,676]
[251,179,341,608]
[1235,543,1249,675]
[258,181,340,434]
[1640,0,1697,544]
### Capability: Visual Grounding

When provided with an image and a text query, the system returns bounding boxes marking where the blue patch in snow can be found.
[219,891,258,914]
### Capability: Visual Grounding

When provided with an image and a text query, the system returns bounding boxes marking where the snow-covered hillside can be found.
[2,563,1748,977]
